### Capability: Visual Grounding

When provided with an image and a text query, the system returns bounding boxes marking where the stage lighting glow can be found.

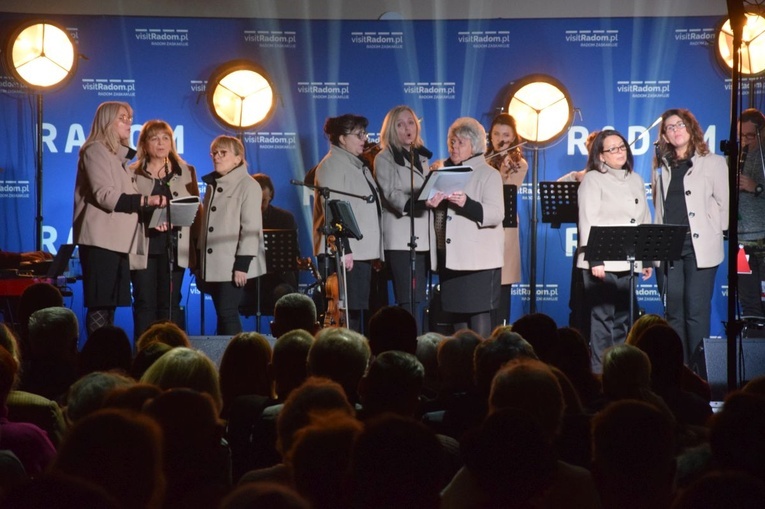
[506,75,573,145]
[207,61,276,130]
[717,12,765,76]
[5,21,77,90]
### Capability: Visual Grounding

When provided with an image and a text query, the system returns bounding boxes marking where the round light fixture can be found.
[4,20,77,90]
[206,60,276,131]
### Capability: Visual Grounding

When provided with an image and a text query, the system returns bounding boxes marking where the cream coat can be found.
[312,145,383,261]
[129,161,201,270]
[198,164,266,282]
[374,147,436,268]
[443,154,505,271]
[493,155,528,285]
[576,165,652,272]
[72,143,144,255]
[652,153,729,269]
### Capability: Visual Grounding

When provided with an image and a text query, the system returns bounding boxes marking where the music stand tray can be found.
[539,181,579,228]
[502,184,518,228]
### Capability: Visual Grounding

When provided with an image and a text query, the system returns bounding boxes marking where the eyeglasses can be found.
[210,150,229,158]
[741,132,758,141]
[664,122,686,133]
[348,130,368,140]
[117,114,133,124]
[602,144,627,154]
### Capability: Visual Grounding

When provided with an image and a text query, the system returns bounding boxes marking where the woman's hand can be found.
[233,270,247,287]
[147,195,167,208]
[154,222,170,232]
[591,266,606,280]
[426,191,447,208]
[642,267,653,280]
[341,252,354,271]
[447,191,467,208]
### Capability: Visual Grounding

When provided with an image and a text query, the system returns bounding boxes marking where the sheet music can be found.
[416,166,473,201]
[148,196,200,228]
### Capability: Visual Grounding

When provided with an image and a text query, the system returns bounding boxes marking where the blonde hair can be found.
[211,135,246,166]
[81,101,133,155]
[379,105,423,151]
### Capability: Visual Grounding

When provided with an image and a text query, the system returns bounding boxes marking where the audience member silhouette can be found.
[130,341,172,380]
[366,305,418,356]
[708,391,765,482]
[548,326,603,413]
[671,470,765,509]
[591,400,676,509]
[14,282,63,360]
[1,473,121,509]
[307,327,370,404]
[511,312,559,363]
[50,409,165,509]
[22,307,79,402]
[102,383,162,413]
[357,350,424,419]
[64,371,134,424]
[144,389,230,509]
[349,414,444,509]
[0,346,56,477]
[219,332,274,418]
[77,325,133,377]
[270,293,320,337]
[140,347,223,413]
[414,331,444,400]
[135,321,191,353]
[269,329,313,402]
[219,481,310,509]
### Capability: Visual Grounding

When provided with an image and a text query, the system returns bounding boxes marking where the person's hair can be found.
[140,347,222,412]
[65,371,135,423]
[78,325,133,377]
[252,173,275,198]
[585,130,600,152]
[633,324,685,389]
[447,117,486,154]
[548,327,601,410]
[654,108,710,164]
[272,293,318,336]
[601,344,652,400]
[1,473,122,509]
[740,108,765,130]
[367,305,418,356]
[51,409,165,509]
[0,323,21,375]
[474,328,537,396]
[586,129,634,173]
[486,113,524,153]
[0,345,18,402]
[135,321,191,353]
[275,377,354,457]
[218,332,273,412]
[27,307,79,358]
[709,391,765,480]
[271,329,314,400]
[510,312,558,363]
[307,327,370,401]
[359,350,424,417]
[16,282,63,354]
[130,341,173,380]
[131,119,186,169]
[81,101,133,155]
[219,482,310,509]
[379,105,424,151]
[488,359,565,440]
[437,330,481,393]
[625,313,668,346]
[103,383,163,413]
[210,134,246,165]
[672,471,765,509]
[323,114,368,146]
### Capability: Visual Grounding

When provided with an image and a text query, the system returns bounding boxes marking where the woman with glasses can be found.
[73,101,168,335]
[577,130,652,373]
[425,117,504,338]
[129,120,200,339]
[312,114,383,333]
[198,135,266,335]
[652,109,728,368]
[374,106,434,333]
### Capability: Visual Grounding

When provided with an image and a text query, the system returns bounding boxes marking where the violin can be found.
[359,141,382,170]
[487,141,526,179]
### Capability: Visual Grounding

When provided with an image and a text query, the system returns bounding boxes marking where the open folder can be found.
[148,196,201,228]
[416,165,473,201]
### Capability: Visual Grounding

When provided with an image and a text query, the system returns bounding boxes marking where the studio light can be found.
[4,20,77,251]
[716,12,765,76]
[505,74,574,313]
[207,60,276,131]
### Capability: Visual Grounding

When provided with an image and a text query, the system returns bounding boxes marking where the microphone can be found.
[364,194,375,203]
[290,179,304,186]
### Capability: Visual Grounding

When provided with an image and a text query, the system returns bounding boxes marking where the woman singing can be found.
[485,113,528,327]
[312,114,383,333]
[129,120,200,338]
[374,105,434,333]
[577,130,652,373]
[73,101,167,335]
[426,117,504,338]
[198,135,266,335]
[653,109,728,367]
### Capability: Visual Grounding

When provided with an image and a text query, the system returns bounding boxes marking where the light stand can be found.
[3,20,77,251]
[505,74,573,313]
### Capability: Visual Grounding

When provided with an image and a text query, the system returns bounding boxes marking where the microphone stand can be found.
[407,148,418,318]
[160,168,176,325]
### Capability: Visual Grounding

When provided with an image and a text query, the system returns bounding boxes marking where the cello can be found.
[323,235,347,327]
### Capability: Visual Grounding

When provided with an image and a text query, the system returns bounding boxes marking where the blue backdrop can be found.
[0,13,733,340]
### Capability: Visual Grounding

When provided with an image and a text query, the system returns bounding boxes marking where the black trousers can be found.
[583,269,632,374]
[131,252,186,339]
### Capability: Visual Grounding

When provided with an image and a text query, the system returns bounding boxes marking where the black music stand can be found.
[502,184,518,228]
[252,229,299,332]
[585,224,687,328]
[539,181,579,228]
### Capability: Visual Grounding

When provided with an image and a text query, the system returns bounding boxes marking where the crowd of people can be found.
[1,287,763,508]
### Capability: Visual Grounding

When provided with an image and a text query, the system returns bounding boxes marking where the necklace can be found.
[146,157,169,179]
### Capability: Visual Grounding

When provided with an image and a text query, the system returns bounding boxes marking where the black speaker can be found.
[703,337,765,401]
[188,335,232,367]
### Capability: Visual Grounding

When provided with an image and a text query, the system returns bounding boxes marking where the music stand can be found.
[502,184,518,228]
[539,181,579,228]
[585,224,687,328]
[249,229,299,332]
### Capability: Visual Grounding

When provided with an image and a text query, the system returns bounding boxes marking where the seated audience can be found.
[135,321,191,353]
[548,326,604,413]
[671,471,765,509]
[366,305,418,356]
[511,312,559,363]
[130,341,172,380]
[218,332,273,418]
[64,371,134,424]
[270,293,321,337]
[307,327,371,405]
[77,325,133,377]
[219,482,309,509]
[708,391,765,482]
[14,282,63,360]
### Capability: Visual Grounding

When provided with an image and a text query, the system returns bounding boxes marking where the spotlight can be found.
[716,12,765,76]
[505,74,574,313]
[206,60,276,131]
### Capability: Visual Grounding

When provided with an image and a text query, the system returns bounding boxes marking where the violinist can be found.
[374,106,434,333]
[312,114,383,333]
[485,113,528,327]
